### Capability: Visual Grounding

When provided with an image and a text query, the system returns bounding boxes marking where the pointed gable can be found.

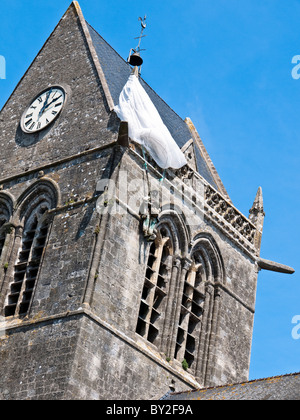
[0,2,115,180]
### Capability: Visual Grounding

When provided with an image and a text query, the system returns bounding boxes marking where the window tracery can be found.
[174,234,224,377]
[136,225,173,346]
[4,204,50,317]
[175,257,205,369]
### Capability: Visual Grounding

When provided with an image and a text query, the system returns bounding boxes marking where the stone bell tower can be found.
[0,2,294,400]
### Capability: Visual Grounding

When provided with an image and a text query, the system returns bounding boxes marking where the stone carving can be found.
[205,186,256,247]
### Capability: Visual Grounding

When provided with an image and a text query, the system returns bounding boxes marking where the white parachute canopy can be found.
[114,74,187,169]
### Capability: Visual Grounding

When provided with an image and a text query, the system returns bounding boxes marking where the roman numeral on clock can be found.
[22,87,65,133]
[53,94,62,101]
[25,119,33,127]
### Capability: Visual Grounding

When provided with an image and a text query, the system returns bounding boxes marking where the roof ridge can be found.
[170,372,300,396]
[73,4,114,111]
[185,117,231,201]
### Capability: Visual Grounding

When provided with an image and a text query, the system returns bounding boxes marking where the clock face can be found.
[21,86,66,133]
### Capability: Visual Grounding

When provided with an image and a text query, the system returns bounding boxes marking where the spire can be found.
[249,187,265,253]
[249,188,295,273]
[251,186,264,211]
[249,187,265,228]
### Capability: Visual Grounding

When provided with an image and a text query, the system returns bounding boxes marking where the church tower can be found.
[0,2,294,400]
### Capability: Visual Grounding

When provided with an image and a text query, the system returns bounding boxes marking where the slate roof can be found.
[86,22,219,190]
[163,372,300,400]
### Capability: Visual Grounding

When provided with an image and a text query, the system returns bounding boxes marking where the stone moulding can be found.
[0,139,258,260]
[0,141,118,188]
[129,146,258,259]
[204,185,257,256]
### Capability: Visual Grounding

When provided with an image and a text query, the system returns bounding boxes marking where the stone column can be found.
[204,286,222,387]
[160,255,181,356]
[168,258,192,359]
[195,283,214,384]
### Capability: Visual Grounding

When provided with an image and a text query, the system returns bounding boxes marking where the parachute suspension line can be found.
[142,146,166,184]
[142,146,148,172]
[140,146,166,242]
[159,170,166,184]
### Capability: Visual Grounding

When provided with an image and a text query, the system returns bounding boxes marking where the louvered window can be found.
[4,209,49,318]
[136,227,172,346]
[175,261,205,369]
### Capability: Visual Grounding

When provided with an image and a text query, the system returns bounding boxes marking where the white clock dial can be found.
[21,86,66,133]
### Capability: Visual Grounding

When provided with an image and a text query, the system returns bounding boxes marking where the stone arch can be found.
[3,179,60,318]
[136,210,189,351]
[191,232,225,284]
[158,207,190,257]
[0,192,14,227]
[136,221,175,347]
[16,178,60,223]
[173,232,224,383]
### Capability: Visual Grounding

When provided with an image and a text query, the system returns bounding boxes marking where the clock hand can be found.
[44,105,56,112]
[44,89,52,108]
[43,96,61,110]
[39,89,52,117]
[38,102,62,119]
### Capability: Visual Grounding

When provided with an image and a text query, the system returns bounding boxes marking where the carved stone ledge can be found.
[205,186,256,249]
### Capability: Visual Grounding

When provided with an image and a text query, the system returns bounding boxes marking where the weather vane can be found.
[127,15,147,68]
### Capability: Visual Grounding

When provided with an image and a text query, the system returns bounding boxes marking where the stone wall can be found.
[67,314,195,400]
[0,316,79,400]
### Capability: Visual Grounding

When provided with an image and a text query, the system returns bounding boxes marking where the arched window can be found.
[4,180,59,318]
[174,234,224,378]
[4,204,50,317]
[136,225,174,346]
[175,256,205,369]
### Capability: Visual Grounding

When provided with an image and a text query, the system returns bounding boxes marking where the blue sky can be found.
[0,0,299,381]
